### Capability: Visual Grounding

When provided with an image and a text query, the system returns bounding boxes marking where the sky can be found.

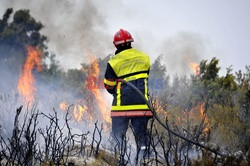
[1,0,250,75]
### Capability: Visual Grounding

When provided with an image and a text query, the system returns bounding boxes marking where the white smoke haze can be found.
[0,0,215,132]
[1,1,249,163]
[0,0,114,141]
[0,81,111,143]
[1,0,113,69]
[0,0,216,74]
[159,32,209,76]
[0,1,217,121]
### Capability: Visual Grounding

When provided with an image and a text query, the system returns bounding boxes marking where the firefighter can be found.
[104,29,153,158]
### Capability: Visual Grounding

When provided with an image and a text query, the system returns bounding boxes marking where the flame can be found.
[200,103,210,135]
[85,50,111,123]
[166,102,210,137]
[17,46,42,104]
[58,50,111,124]
[59,101,91,122]
[73,104,88,122]
[189,63,200,75]
[153,98,167,117]
[59,101,69,111]
[183,55,200,75]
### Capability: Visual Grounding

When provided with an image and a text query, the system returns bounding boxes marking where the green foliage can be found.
[66,69,86,89]
[39,54,65,83]
[0,8,47,74]
[0,7,249,156]
[149,55,170,97]
[0,8,13,32]
[209,104,247,151]
[156,57,250,153]
[0,8,47,48]
[218,66,237,90]
[150,55,167,78]
[235,65,250,90]
[200,57,220,81]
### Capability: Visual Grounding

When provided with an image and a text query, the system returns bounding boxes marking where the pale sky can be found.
[1,0,250,75]
[99,0,250,74]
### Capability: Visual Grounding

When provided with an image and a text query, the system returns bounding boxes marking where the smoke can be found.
[0,0,114,121]
[1,0,113,69]
[159,32,208,76]
[0,1,210,113]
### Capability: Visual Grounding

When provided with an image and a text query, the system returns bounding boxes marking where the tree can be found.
[200,57,220,81]
[149,55,167,79]
[0,8,47,48]
[0,8,47,72]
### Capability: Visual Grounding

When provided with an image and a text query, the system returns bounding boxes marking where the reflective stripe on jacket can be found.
[104,48,153,117]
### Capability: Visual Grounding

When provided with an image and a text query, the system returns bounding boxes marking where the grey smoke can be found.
[159,32,208,76]
[0,0,115,122]
[1,0,113,69]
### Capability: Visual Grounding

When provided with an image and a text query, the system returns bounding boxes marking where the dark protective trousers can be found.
[111,116,151,149]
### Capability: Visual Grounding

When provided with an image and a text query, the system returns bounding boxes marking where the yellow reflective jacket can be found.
[104,48,153,117]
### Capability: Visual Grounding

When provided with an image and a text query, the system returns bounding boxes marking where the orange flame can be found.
[200,103,210,135]
[59,101,69,111]
[153,98,167,117]
[17,46,42,104]
[85,50,111,123]
[58,50,111,125]
[73,104,88,122]
[59,101,91,122]
[189,63,200,75]
[184,55,200,75]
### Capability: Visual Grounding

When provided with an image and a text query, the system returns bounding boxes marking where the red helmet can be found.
[113,29,134,46]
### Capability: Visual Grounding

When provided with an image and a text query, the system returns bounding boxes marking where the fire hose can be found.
[121,79,225,157]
